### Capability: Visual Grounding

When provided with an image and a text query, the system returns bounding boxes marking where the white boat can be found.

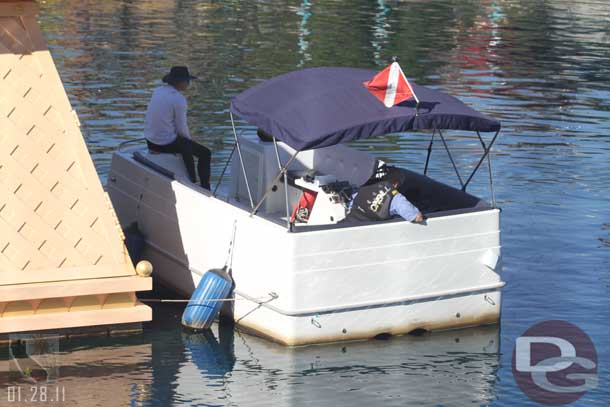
[107,67,504,346]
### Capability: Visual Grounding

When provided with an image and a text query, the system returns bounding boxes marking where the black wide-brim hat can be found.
[162,66,198,83]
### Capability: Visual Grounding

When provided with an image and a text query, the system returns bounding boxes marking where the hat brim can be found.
[162,74,199,83]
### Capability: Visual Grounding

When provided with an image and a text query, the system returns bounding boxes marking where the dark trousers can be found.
[147,136,211,189]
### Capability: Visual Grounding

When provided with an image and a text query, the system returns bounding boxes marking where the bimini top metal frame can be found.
[218,67,502,231]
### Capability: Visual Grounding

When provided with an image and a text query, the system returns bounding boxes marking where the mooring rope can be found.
[140,292,278,304]
[141,298,250,303]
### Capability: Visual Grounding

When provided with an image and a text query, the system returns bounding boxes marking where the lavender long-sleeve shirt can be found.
[144,85,191,145]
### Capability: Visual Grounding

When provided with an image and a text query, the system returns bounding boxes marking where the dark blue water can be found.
[2,0,610,405]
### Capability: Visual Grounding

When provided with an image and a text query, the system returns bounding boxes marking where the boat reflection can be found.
[0,304,501,406]
[175,322,500,406]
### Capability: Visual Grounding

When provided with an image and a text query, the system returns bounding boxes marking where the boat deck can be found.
[126,142,492,232]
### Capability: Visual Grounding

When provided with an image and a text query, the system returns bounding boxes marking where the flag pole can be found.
[392,56,420,114]
[399,66,420,114]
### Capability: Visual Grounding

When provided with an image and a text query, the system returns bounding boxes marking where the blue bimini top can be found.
[230,67,501,151]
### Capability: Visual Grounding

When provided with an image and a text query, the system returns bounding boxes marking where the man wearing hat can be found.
[144,66,211,189]
[346,166,424,223]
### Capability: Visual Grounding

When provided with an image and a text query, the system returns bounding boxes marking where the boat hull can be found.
[107,148,503,345]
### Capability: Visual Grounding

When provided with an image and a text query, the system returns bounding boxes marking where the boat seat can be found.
[395,168,489,213]
[136,150,191,180]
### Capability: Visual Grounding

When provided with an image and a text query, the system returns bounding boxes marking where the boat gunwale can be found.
[114,146,499,234]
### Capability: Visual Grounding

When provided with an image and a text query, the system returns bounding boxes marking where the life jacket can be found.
[348,181,398,222]
[290,190,318,223]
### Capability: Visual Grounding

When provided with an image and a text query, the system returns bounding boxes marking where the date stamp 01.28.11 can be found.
[6,385,66,404]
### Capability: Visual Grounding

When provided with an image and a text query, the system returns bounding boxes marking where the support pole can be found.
[438,129,464,189]
[474,131,497,208]
[462,130,500,192]
[423,129,435,175]
[486,149,497,208]
[229,112,254,208]
[212,143,236,197]
[250,152,299,218]
[272,137,292,230]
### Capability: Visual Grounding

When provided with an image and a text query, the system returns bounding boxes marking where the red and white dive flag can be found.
[363,62,419,108]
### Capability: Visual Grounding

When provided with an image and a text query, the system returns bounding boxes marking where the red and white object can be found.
[363,62,419,108]
[291,190,318,223]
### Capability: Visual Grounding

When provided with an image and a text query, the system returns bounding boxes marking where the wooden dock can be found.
[0,1,152,336]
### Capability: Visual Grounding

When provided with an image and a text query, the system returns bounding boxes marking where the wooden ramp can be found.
[0,1,151,333]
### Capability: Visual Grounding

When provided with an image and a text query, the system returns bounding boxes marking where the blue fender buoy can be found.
[182,267,233,330]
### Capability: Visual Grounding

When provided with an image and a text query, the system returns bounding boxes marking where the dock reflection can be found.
[0,334,153,406]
